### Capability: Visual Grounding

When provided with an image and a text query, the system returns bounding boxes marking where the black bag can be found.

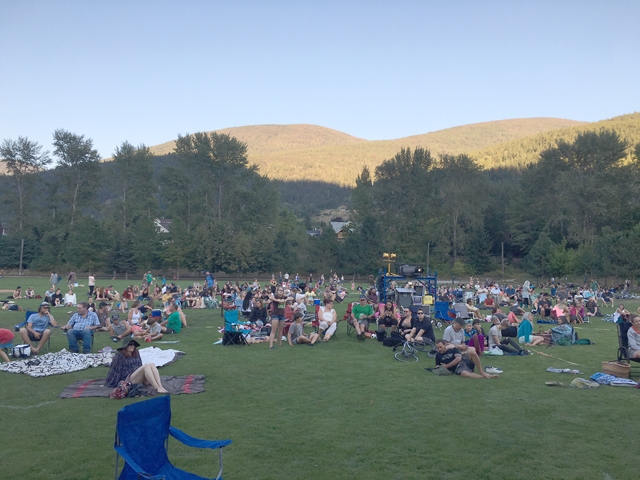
[383,331,402,347]
[376,330,386,342]
[223,331,248,346]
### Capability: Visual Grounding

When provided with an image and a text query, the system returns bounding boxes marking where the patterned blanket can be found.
[0,347,184,377]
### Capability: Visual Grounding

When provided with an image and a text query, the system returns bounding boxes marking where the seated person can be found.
[51,288,64,307]
[142,314,164,342]
[161,303,186,334]
[287,311,318,346]
[465,298,483,320]
[433,340,498,379]
[517,312,545,346]
[44,287,55,304]
[64,289,77,307]
[405,308,435,344]
[318,299,337,342]
[0,328,15,363]
[616,304,631,324]
[584,298,599,319]
[546,316,576,345]
[19,302,57,354]
[10,286,22,300]
[467,319,486,354]
[109,313,132,343]
[95,302,111,332]
[376,295,398,333]
[397,308,414,336]
[536,294,552,318]
[489,319,528,355]
[61,302,100,353]
[627,314,640,359]
[249,299,268,326]
[25,286,35,299]
[483,296,495,309]
[352,295,376,340]
[105,339,168,393]
[366,287,378,305]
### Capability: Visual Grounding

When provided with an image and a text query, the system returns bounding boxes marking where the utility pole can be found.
[19,238,24,276]
[501,242,504,281]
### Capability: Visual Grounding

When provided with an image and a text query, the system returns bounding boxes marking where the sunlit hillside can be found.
[147,118,583,185]
[473,112,640,169]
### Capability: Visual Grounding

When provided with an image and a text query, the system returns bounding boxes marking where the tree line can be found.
[1,129,639,279]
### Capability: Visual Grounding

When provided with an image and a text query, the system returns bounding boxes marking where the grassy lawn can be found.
[1,276,639,480]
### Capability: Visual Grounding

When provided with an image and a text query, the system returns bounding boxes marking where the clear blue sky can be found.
[1,0,639,160]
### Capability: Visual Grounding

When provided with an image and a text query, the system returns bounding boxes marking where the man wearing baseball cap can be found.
[19,302,57,354]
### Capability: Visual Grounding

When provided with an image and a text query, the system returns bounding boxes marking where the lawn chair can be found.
[114,396,232,480]
[223,309,248,346]
[15,310,53,353]
[433,301,455,324]
[616,321,640,378]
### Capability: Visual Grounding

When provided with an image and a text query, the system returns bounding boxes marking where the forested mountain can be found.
[144,118,583,185]
[472,113,640,169]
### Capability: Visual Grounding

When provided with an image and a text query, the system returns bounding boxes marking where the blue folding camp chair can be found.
[114,396,232,480]
[15,310,54,353]
[223,309,249,345]
[433,301,456,324]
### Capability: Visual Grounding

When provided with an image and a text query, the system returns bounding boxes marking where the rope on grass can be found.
[533,350,581,366]
[0,401,56,410]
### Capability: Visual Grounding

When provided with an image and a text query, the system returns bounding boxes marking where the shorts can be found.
[293,336,305,344]
[28,330,47,341]
[518,336,526,344]
[164,328,176,334]
[271,315,285,322]
[378,317,397,328]
[454,356,475,375]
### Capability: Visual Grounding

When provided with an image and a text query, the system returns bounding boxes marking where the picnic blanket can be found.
[58,375,205,398]
[0,347,185,377]
[0,349,112,377]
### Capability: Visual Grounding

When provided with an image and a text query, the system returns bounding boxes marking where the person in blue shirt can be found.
[61,302,100,353]
[19,302,57,354]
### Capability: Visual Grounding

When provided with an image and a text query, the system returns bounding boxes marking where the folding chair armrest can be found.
[114,446,165,479]
[169,426,232,450]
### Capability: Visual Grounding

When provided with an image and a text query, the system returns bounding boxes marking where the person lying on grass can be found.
[287,311,318,346]
[443,318,495,366]
[434,340,498,379]
[489,319,529,355]
[105,339,168,394]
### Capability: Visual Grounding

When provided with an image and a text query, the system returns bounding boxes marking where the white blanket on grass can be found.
[0,347,184,377]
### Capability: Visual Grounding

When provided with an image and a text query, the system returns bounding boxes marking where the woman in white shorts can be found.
[318,299,337,341]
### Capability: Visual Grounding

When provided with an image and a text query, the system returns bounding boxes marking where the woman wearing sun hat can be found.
[105,339,168,393]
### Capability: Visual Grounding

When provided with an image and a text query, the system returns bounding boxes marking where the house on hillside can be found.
[154,218,172,233]
[306,228,322,237]
[330,220,350,240]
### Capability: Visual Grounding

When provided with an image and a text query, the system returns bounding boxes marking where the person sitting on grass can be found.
[64,288,77,307]
[490,319,528,355]
[44,287,55,304]
[25,286,35,299]
[249,299,268,327]
[143,314,164,343]
[352,295,376,340]
[517,312,545,346]
[405,308,435,344]
[19,302,57,354]
[161,303,186,334]
[109,314,132,343]
[287,311,319,346]
[318,299,338,342]
[105,339,168,394]
[465,298,483,320]
[433,340,498,379]
[584,298,599,320]
[443,317,494,371]
[546,316,576,345]
[397,307,414,337]
[61,302,100,354]
[51,288,64,307]
[95,302,111,332]
[466,319,486,355]
[9,286,22,299]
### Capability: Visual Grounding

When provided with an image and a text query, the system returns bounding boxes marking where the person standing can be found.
[268,286,291,348]
[88,273,96,297]
[50,271,59,290]
[67,271,76,290]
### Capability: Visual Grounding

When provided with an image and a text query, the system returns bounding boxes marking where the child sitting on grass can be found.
[287,311,318,346]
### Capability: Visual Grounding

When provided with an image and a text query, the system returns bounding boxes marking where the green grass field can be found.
[1,276,639,480]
